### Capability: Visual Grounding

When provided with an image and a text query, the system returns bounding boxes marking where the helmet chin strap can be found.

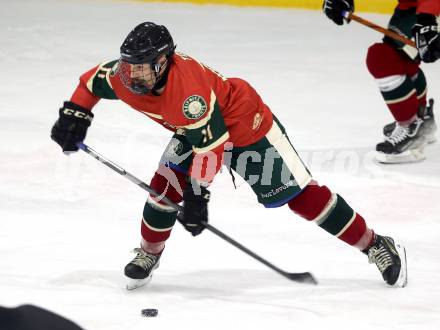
[151,59,170,92]
[154,58,168,79]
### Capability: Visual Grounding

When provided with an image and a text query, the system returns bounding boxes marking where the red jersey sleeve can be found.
[70,60,120,110]
[70,66,101,110]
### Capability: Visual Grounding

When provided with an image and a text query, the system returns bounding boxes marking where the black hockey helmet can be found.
[118,22,176,94]
[120,22,176,65]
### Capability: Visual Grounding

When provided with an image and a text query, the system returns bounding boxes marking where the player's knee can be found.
[287,181,332,221]
[141,191,179,242]
[141,203,174,244]
[366,43,406,78]
[149,165,187,204]
[141,166,186,238]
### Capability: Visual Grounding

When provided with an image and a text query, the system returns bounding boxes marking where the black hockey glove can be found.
[51,101,94,153]
[323,0,354,26]
[412,13,440,63]
[178,182,210,236]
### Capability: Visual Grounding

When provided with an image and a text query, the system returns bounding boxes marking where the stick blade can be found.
[285,272,318,285]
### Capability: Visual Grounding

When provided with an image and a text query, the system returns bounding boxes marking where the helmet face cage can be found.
[117,58,167,95]
[117,22,176,95]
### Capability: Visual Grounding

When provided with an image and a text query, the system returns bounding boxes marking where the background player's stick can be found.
[77,142,318,285]
[343,11,417,48]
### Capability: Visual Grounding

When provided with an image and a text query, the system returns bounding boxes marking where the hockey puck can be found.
[141,309,158,317]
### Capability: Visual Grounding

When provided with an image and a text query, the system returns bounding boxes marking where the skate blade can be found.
[126,274,153,290]
[426,134,437,144]
[375,148,426,164]
[393,242,408,288]
[424,122,437,144]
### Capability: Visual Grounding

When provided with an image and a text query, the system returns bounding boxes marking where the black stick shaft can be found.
[203,223,317,284]
[77,142,317,285]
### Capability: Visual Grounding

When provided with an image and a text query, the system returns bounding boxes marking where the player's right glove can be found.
[412,13,440,63]
[177,181,210,236]
[51,101,94,153]
[323,0,354,26]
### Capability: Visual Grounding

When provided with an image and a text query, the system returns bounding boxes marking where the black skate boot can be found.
[364,234,407,287]
[383,98,437,144]
[376,117,427,163]
[124,248,161,290]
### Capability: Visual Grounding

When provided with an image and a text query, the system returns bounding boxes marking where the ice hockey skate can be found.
[124,248,161,290]
[376,117,427,163]
[364,234,407,288]
[383,98,437,144]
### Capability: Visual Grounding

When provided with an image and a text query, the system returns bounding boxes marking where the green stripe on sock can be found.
[318,195,354,236]
[381,77,415,102]
[143,202,177,229]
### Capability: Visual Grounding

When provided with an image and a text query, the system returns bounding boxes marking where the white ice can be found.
[1,0,440,329]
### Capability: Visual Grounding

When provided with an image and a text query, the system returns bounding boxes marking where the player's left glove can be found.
[178,181,210,236]
[323,0,354,26]
[412,13,440,63]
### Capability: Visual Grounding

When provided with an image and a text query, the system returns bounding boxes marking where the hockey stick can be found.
[343,11,417,48]
[77,142,317,285]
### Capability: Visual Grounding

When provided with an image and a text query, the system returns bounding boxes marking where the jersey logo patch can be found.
[165,139,184,157]
[182,95,207,120]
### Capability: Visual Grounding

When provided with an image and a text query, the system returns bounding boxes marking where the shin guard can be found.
[140,166,187,253]
[288,182,373,250]
[411,69,427,109]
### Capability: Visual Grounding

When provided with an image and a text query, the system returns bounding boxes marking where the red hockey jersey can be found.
[70,53,273,182]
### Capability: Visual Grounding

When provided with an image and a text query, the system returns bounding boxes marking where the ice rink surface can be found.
[1,0,440,329]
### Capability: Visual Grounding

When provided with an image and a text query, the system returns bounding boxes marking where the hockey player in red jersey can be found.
[51,22,407,289]
[323,0,439,163]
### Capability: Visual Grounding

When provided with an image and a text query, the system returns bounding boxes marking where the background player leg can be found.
[366,42,431,163]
